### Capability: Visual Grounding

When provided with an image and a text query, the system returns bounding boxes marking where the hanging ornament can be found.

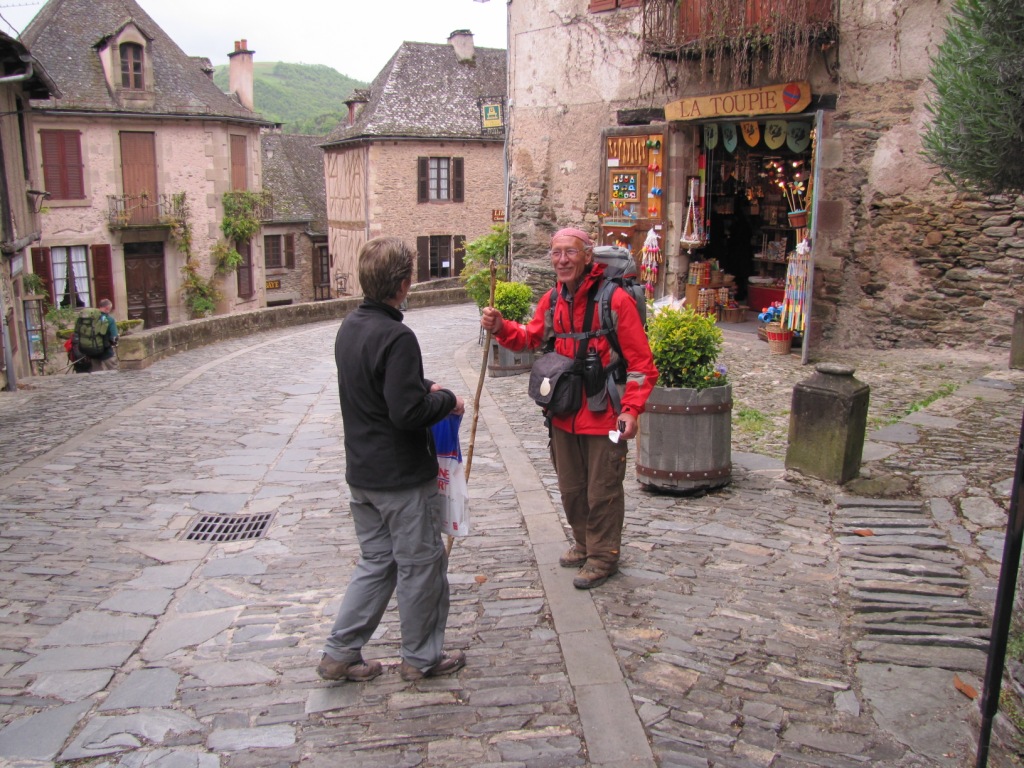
[680,177,707,252]
[703,123,719,149]
[764,120,787,150]
[787,122,811,153]
[640,228,663,299]
[722,123,738,154]
[740,121,760,147]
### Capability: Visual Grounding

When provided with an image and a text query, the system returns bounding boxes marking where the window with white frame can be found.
[51,246,91,308]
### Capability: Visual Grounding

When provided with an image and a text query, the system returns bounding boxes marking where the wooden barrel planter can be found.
[636,384,732,493]
[487,340,533,378]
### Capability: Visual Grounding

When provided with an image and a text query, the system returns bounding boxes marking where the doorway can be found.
[124,242,168,327]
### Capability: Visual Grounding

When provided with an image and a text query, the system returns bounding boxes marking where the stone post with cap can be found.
[785,363,870,484]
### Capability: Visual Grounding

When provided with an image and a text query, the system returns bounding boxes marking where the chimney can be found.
[344,89,370,126]
[227,39,255,111]
[448,29,475,63]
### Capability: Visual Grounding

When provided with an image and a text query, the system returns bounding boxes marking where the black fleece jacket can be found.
[334,299,457,490]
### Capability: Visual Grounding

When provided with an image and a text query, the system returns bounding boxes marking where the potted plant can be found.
[488,280,535,377]
[636,306,732,493]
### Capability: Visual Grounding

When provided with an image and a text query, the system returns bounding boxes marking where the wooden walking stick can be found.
[447,260,497,557]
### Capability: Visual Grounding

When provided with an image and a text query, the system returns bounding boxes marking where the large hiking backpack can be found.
[73,310,110,358]
[541,245,649,414]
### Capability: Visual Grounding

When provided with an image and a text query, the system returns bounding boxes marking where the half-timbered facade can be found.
[20,0,274,333]
[321,31,506,291]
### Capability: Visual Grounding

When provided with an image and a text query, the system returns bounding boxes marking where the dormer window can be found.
[120,43,144,89]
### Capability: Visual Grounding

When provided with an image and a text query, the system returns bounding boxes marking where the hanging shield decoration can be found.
[740,121,760,147]
[722,123,738,153]
[787,122,811,153]
[703,123,719,149]
[764,120,787,150]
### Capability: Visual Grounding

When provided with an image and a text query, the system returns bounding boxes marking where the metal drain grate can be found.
[183,512,275,542]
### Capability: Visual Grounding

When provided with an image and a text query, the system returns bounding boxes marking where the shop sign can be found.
[491,209,505,222]
[665,81,811,122]
[266,279,281,290]
[478,97,505,136]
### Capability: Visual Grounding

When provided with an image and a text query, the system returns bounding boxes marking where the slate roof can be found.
[0,31,59,99]
[19,0,269,122]
[322,40,506,146]
[261,132,327,233]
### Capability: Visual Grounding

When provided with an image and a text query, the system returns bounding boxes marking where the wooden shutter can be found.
[416,236,429,282]
[30,247,53,303]
[589,0,618,11]
[40,130,84,200]
[236,240,253,298]
[90,244,115,305]
[120,132,158,225]
[452,158,464,203]
[230,135,247,191]
[620,0,642,7]
[454,235,466,278]
[284,234,295,269]
[417,157,429,203]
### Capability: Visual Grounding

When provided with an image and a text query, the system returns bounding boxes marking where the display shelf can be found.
[747,285,784,311]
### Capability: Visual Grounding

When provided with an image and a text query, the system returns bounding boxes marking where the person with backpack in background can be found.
[72,298,119,372]
[481,227,658,589]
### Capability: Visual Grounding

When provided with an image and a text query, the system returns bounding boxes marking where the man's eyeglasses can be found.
[549,248,580,258]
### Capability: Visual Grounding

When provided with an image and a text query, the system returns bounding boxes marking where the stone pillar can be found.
[1011,307,1024,370]
[785,363,870,485]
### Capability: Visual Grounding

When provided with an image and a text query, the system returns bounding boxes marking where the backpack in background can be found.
[592,245,647,328]
[73,310,110,358]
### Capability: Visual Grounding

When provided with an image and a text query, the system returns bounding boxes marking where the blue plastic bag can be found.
[431,414,469,537]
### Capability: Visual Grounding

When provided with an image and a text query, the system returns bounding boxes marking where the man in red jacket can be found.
[481,228,657,589]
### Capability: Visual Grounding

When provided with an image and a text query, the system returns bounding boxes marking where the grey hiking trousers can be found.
[323,479,450,670]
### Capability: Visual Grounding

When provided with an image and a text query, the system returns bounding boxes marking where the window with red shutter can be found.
[264,235,282,269]
[39,130,85,200]
[236,240,254,298]
[284,234,295,269]
[589,0,619,11]
[452,158,464,203]
[230,135,247,191]
[90,244,115,305]
[120,43,144,89]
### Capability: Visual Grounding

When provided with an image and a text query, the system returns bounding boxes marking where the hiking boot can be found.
[558,547,587,568]
[573,563,617,590]
[317,655,382,682]
[399,650,466,682]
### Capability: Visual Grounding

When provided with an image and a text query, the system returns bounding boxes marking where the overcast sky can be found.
[0,0,508,82]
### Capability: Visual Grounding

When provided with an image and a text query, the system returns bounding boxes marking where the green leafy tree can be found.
[460,225,510,309]
[922,0,1024,193]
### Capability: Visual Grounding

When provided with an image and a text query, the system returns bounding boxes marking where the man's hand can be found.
[480,307,505,335]
[618,413,638,440]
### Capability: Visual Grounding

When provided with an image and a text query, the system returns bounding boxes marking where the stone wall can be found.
[117,285,469,370]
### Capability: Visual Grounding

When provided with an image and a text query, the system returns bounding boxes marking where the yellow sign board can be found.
[665,81,812,122]
[266,279,281,290]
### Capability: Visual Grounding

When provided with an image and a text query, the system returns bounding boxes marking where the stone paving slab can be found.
[0,304,1020,767]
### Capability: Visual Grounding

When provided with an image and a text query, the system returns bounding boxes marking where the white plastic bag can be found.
[431,414,470,537]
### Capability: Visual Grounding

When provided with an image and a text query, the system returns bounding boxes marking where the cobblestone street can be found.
[0,302,1021,768]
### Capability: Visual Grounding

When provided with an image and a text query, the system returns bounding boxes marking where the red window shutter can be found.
[620,0,642,6]
[284,234,295,269]
[230,135,247,191]
[589,0,618,11]
[417,157,429,203]
[416,236,429,282]
[90,244,115,305]
[40,130,84,200]
[236,240,253,298]
[30,247,53,303]
[452,157,464,203]
[453,235,466,277]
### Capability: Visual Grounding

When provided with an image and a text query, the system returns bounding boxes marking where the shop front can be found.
[594,82,823,358]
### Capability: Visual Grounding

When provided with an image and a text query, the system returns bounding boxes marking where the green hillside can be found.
[213,62,367,135]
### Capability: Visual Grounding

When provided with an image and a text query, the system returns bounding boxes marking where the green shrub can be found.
[646,307,728,390]
[493,281,534,324]
[460,225,509,309]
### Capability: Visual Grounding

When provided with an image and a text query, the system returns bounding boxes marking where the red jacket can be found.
[495,264,658,435]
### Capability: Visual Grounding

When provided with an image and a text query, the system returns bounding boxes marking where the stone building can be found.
[0,32,59,390]
[19,0,274,333]
[321,31,507,291]
[261,132,330,305]
[506,0,1022,352]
